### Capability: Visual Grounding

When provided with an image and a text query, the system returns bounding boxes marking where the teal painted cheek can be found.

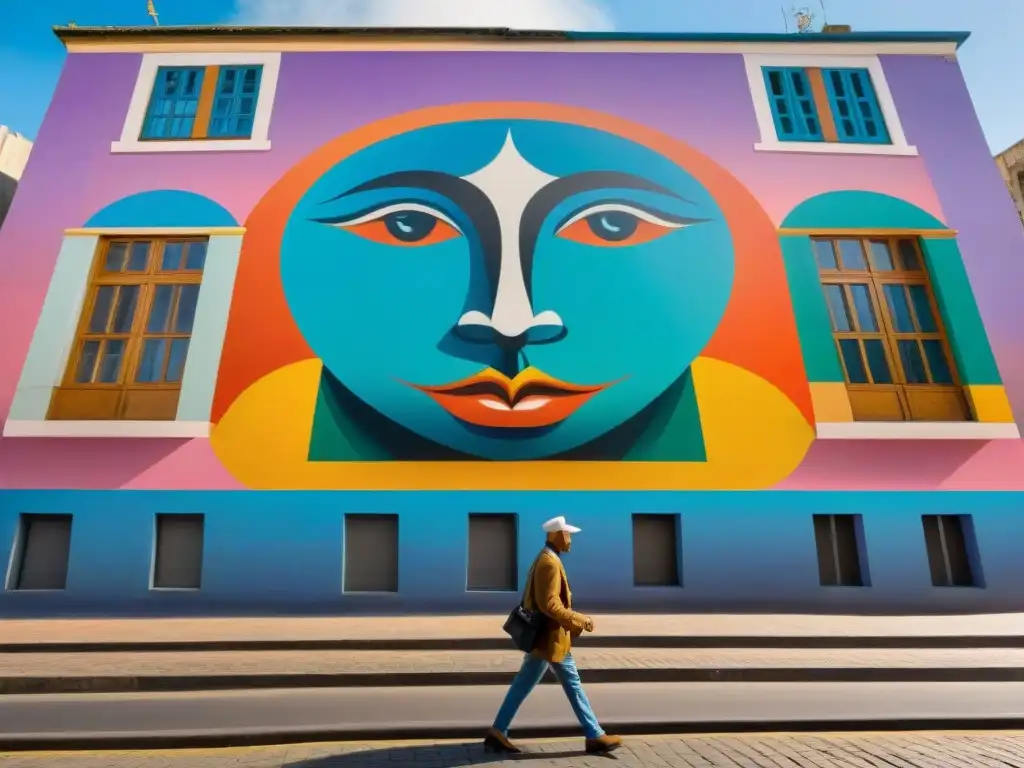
[528,222,735,429]
[280,222,478,399]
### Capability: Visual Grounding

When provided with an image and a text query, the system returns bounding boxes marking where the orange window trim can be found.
[804,67,839,143]
[191,65,220,140]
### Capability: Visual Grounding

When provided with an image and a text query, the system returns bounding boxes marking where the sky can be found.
[0,0,1021,154]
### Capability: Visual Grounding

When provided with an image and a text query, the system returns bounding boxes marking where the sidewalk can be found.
[4,730,1024,767]
[7,612,1024,648]
[6,646,1024,694]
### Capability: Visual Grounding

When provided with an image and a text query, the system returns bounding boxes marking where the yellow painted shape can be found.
[210,356,815,491]
[965,384,1016,423]
[809,381,853,422]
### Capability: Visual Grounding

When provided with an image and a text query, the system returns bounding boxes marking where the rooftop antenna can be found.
[781,7,790,32]
[792,5,816,33]
[147,0,160,25]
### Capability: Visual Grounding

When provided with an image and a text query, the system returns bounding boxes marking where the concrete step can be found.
[6,646,1024,694]
[5,682,1024,751]
[7,613,1024,652]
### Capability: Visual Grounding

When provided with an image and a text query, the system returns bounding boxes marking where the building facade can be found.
[995,139,1024,225]
[2,26,1024,616]
[0,126,33,231]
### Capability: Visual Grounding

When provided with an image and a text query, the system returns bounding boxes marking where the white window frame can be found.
[112,52,281,154]
[743,53,917,157]
[3,227,244,439]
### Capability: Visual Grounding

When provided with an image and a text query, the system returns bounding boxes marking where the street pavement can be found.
[7,612,1024,645]
[7,647,1024,678]
[6,682,1024,745]
[4,731,1024,767]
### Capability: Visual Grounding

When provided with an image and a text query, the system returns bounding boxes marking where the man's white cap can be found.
[543,516,581,534]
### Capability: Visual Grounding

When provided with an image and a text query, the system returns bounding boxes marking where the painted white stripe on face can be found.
[459,131,564,339]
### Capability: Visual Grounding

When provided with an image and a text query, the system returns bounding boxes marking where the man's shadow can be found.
[290,741,620,766]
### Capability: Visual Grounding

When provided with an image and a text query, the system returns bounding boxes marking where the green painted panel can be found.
[781,235,845,383]
[621,368,706,462]
[920,238,1002,385]
[782,191,947,231]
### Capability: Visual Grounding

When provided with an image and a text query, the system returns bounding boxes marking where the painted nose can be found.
[456,280,564,346]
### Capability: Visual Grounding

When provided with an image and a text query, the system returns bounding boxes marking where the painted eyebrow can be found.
[311,170,505,291]
[535,171,690,203]
[319,171,482,206]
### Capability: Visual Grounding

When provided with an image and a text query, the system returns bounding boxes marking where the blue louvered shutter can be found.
[762,67,823,142]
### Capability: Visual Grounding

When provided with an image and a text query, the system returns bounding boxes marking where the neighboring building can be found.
[2,25,1024,616]
[0,126,33,230]
[995,139,1024,224]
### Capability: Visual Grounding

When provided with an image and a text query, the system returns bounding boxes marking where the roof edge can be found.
[51,25,972,49]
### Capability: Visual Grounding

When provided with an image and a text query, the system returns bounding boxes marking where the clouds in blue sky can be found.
[231,0,613,29]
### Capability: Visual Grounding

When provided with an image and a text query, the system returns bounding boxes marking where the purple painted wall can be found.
[1,46,1021,491]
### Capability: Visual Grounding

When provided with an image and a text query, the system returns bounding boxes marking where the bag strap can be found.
[520,556,539,609]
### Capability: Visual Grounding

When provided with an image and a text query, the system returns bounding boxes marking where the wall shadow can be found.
[289,741,591,767]
[0,436,190,489]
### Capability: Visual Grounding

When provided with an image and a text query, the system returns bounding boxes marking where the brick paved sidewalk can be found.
[3,731,1024,767]
[5,647,1024,678]
[6,612,1024,645]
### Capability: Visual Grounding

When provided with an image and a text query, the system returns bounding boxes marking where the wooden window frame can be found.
[48,237,207,422]
[815,235,971,422]
[140,64,264,143]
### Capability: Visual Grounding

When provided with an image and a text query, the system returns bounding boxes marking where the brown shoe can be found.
[585,734,622,754]
[483,727,521,754]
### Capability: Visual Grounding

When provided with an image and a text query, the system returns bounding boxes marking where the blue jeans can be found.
[492,652,605,739]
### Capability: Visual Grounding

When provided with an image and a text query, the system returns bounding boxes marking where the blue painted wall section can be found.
[4,490,1024,615]
[83,190,238,229]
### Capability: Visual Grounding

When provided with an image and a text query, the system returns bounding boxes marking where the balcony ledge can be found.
[2,420,211,439]
[816,422,1020,440]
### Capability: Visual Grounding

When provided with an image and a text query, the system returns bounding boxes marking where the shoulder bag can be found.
[502,559,546,653]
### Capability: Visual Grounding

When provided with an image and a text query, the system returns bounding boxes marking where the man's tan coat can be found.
[523,548,588,663]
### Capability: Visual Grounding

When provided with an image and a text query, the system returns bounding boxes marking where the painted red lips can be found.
[411,367,610,429]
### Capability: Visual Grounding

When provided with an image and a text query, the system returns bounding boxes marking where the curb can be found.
[7,666,1024,695]
[6,635,1024,653]
[4,718,1024,752]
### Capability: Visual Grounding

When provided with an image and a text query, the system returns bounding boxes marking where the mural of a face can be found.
[281,119,735,460]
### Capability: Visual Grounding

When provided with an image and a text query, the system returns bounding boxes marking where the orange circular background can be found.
[212,102,813,426]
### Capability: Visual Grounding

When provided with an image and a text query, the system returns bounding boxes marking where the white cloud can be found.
[231,0,613,30]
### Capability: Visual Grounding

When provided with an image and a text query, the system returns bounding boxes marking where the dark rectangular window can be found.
[153,514,204,589]
[922,514,976,587]
[11,514,72,590]
[467,514,517,591]
[632,514,680,587]
[344,514,398,593]
[813,514,864,587]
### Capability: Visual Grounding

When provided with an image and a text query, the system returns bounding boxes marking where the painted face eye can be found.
[334,203,462,247]
[556,203,687,247]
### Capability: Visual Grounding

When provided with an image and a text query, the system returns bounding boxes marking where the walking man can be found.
[485,516,621,755]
